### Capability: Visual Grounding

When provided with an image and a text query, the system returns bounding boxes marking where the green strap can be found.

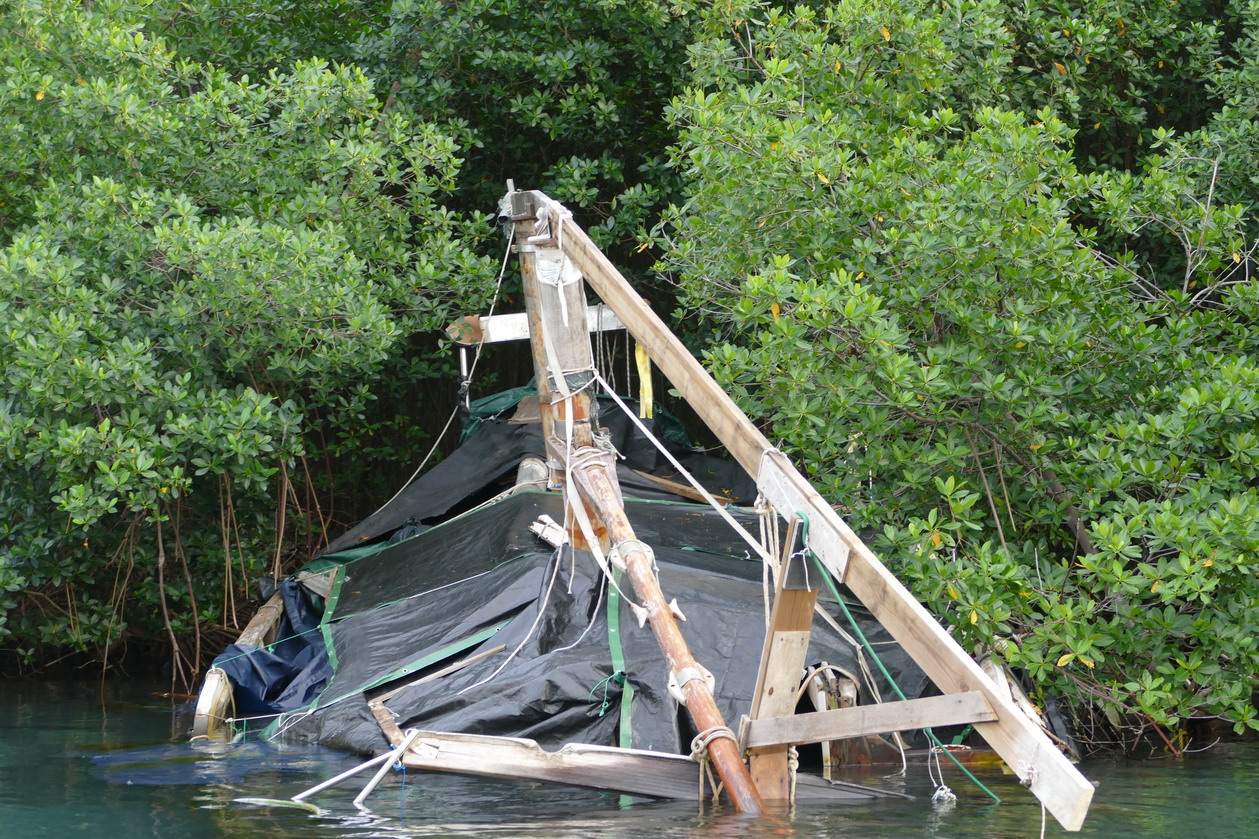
[796,511,1002,805]
[606,573,635,749]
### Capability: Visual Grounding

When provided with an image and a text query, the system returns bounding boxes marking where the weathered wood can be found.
[370,718,890,803]
[447,305,624,345]
[628,468,711,503]
[236,590,285,647]
[743,692,998,749]
[190,667,235,740]
[558,211,769,476]
[747,519,821,799]
[546,192,1095,831]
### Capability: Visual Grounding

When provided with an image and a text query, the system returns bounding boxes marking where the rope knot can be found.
[689,725,738,804]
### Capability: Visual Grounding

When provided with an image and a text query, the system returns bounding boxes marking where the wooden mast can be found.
[536,190,1095,831]
[510,191,766,815]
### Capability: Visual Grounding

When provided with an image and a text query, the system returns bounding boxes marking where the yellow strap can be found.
[635,342,653,419]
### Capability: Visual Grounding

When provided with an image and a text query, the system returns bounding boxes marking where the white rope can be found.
[552,572,606,654]
[549,372,640,609]
[788,744,800,805]
[689,725,738,803]
[929,745,957,810]
[757,495,774,631]
[591,371,773,565]
[367,229,516,517]
[456,547,565,694]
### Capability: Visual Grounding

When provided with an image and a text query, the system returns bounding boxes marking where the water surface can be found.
[1,680,1254,838]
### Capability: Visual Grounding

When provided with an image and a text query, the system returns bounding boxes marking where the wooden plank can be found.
[747,628,813,799]
[236,591,285,647]
[748,517,820,800]
[557,207,771,476]
[448,305,624,345]
[743,692,998,749]
[549,194,1095,831]
[629,468,710,503]
[367,685,901,806]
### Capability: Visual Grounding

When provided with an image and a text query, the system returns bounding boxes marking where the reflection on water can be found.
[2,679,1255,838]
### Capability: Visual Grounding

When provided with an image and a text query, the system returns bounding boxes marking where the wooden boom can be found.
[530,190,1095,831]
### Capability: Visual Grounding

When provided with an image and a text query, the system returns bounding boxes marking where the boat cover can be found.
[212,407,930,756]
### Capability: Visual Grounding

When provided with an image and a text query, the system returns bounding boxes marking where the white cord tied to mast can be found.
[591,371,774,566]
[529,196,573,247]
[534,248,581,326]
[690,725,738,803]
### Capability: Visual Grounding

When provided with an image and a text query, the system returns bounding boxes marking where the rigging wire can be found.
[366,228,517,519]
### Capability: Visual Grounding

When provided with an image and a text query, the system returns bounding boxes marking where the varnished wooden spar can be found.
[511,192,765,815]
[540,191,1096,831]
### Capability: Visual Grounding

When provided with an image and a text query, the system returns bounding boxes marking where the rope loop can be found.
[787,744,800,804]
[689,725,738,803]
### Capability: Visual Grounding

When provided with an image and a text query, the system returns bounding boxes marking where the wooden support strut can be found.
[540,190,1095,831]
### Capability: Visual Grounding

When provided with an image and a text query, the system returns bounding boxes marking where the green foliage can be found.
[2,0,1257,751]
[662,0,1259,745]
[352,0,693,248]
[0,0,493,669]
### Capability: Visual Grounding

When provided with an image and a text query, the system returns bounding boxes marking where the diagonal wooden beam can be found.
[551,193,1095,831]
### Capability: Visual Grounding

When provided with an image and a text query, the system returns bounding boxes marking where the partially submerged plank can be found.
[374,722,890,802]
[742,692,997,749]
[549,193,1096,831]
[235,590,285,647]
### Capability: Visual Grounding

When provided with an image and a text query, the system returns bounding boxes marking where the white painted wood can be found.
[383,728,890,802]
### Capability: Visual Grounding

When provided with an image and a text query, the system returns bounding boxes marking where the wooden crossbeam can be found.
[741,691,997,749]
[447,304,624,345]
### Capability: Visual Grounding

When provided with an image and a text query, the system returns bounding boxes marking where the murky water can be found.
[1,680,1254,838]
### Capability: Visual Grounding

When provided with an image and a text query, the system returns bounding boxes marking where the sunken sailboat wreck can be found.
[192,189,1094,829]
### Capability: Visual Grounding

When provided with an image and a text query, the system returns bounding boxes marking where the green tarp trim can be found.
[607,572,634,749]
[352,621,508,697]
[459,383,537,444]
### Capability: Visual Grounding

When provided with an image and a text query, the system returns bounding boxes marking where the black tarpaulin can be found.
[321,398,758,555]
[260,493,929,756]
